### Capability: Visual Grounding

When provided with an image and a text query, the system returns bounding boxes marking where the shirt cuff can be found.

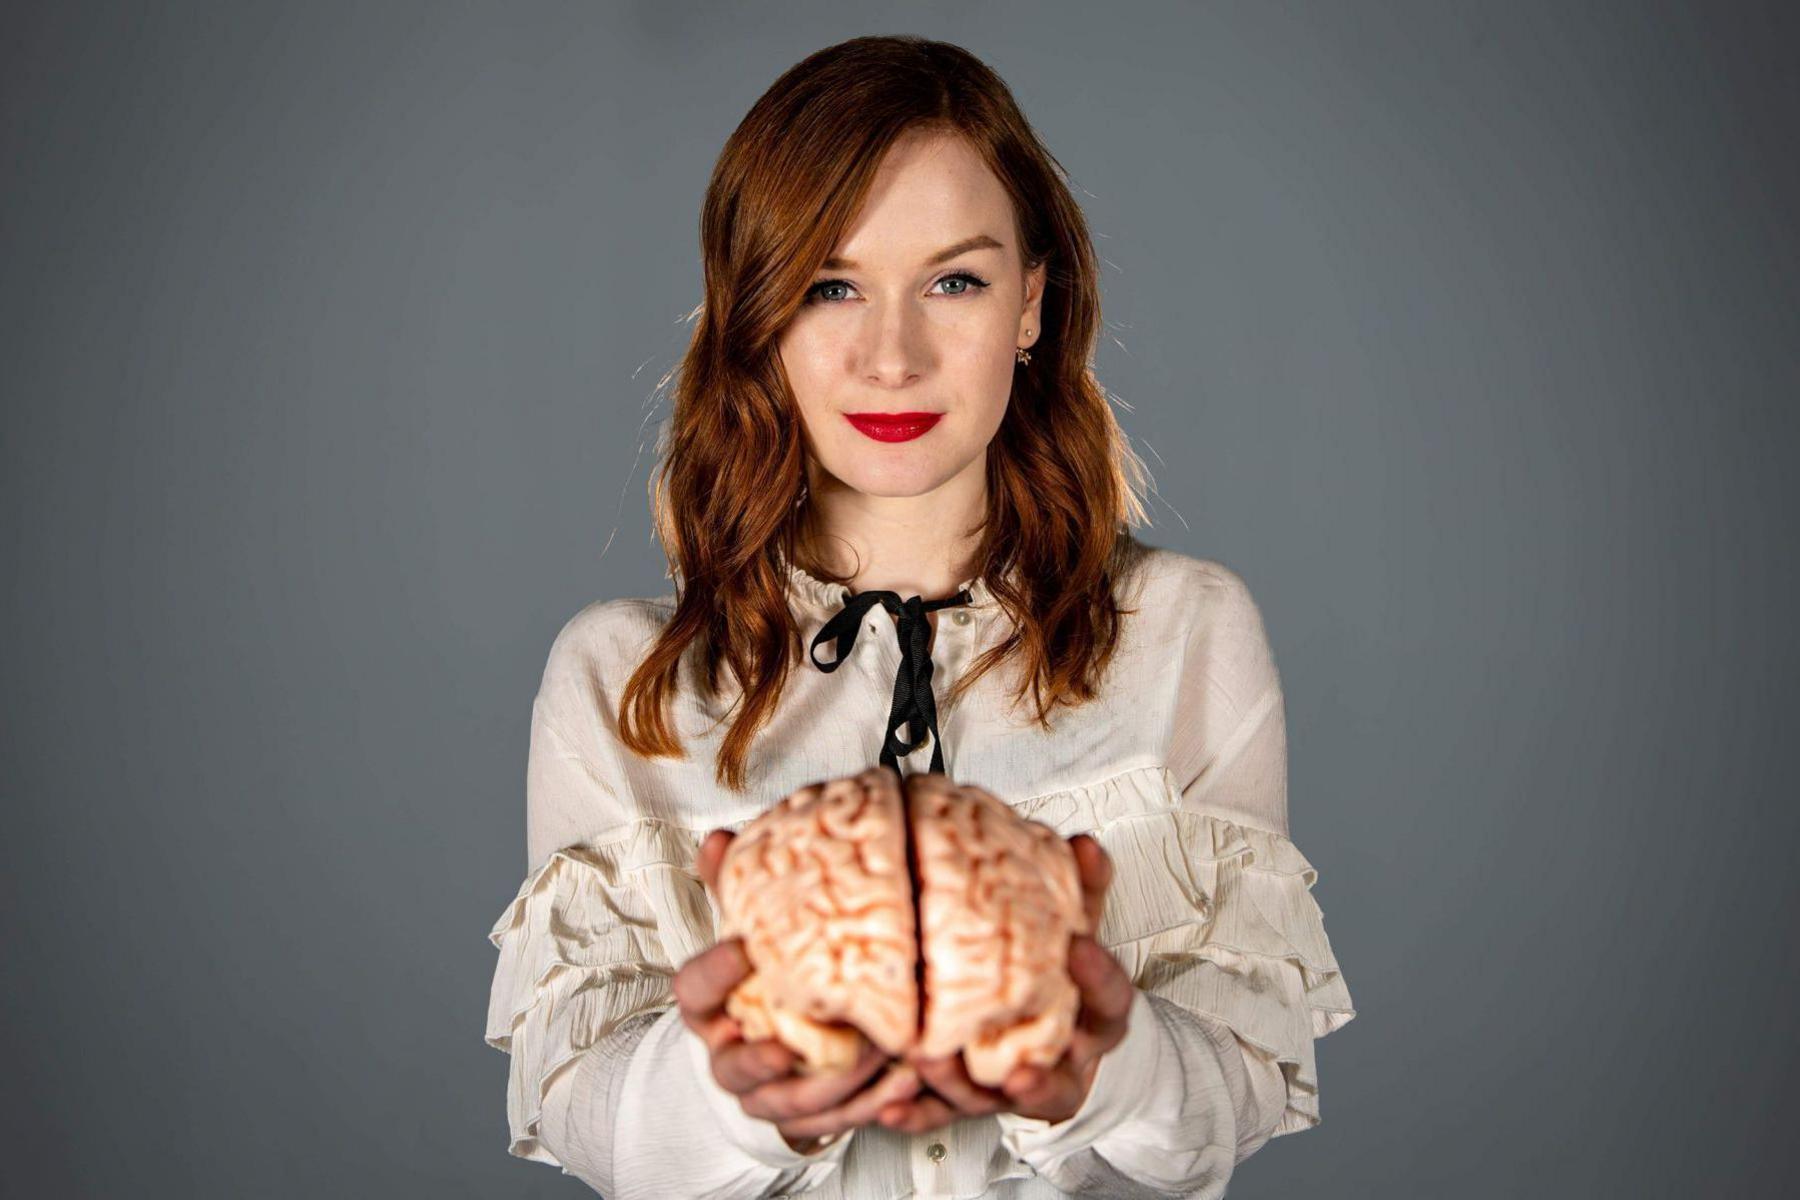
[682,1017,856,1170]
[995,988,1160,1163]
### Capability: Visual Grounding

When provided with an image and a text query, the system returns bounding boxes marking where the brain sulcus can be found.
[714,766,1090,1088]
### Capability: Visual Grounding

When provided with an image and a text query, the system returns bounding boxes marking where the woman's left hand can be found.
[879,834,1138,1133]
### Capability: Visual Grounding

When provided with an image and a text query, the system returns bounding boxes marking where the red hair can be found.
[619,34,1153,791]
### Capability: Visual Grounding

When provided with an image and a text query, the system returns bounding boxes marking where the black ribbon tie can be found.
[808,587,973,775]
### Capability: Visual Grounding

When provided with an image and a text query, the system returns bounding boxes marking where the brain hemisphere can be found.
[714,767,1090,1087]
[716,770,918,1071]
[909,774,1088,1086]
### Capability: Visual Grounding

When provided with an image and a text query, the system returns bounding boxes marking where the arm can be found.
[538,1004,853,1197]
[483,610,855,1197]
[992,988,1289,1197]
[995,564,1355,1193]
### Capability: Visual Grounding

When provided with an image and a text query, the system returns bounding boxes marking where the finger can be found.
[876,1090,959,1135]
[1068,936,1135,1046]
[1068,834,1111,933]
[695,828,735,893]
[910,1052,1008,1116]
[673,939,752,1039]
[739,1038,891,1123]
[711,1036,801,1095]
[775,1061,923,1141]
[1002,1056,1085,1121]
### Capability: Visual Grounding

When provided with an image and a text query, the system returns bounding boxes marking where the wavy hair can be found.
[618,34,1154,792]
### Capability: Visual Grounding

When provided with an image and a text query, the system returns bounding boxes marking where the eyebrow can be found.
[821,234,1006,272]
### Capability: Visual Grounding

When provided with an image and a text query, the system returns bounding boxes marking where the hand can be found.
[676,829,923,1155]
[879,833,1136,1134]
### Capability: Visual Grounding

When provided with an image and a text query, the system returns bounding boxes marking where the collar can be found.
[777,546,996,776]
[778,547,996,616]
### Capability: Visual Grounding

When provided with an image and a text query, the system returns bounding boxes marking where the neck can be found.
[798,459,986,602]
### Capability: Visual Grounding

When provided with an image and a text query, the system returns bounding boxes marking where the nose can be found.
[858,300,929,389]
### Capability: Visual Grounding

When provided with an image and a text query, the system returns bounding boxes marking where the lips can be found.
[844,411,942,443]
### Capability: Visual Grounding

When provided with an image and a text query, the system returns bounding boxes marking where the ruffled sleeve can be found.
[1150,558,1356,1137]
[1000,767,1355,1146]
[996,563,1354,1192]
[483,607,857,1194]
[482,606,720,1169]
[1102,801,1356,1138]
[482,812,714,1165]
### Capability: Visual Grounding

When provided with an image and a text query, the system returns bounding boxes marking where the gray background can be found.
[4,1,1795,1196]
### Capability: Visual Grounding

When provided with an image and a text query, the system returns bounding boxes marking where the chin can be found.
[828,456,961,499]
[840,473,948,500]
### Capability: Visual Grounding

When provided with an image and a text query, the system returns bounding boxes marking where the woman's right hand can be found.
[676,828,922,1154]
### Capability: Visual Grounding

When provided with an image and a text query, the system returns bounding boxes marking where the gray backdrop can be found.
[5,1,1795,1196]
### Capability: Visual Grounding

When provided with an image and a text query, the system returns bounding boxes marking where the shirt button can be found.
[926,1141,947,1162]
[951,610,972,626]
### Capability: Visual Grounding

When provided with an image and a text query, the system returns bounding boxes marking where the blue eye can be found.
[803,270,993,306]
[806,279,854,305]
[933,270,992,296]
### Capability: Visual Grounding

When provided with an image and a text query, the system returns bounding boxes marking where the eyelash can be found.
[803,270,993,306]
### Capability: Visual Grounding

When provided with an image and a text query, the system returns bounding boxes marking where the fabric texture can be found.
[482,542,1355,1197]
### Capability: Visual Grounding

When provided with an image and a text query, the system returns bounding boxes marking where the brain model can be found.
[713,766,1091,1088]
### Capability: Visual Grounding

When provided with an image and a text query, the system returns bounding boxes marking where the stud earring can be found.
[1016,329,1033,366]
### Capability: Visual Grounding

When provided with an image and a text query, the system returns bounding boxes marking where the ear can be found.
[1019,259,1047,347]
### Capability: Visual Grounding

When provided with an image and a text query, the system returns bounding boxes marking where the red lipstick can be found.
[844,411,942,443]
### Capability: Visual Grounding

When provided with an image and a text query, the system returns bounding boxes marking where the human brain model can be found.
[713,766,1091,1088]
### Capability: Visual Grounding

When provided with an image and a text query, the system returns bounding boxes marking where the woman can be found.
[484,34,1354,1199]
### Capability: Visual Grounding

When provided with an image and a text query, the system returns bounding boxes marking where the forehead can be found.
[831,131,1015,265]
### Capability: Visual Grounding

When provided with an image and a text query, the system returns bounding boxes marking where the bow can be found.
[809,587,973,774]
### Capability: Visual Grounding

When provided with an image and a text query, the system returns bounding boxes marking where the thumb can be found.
[696,828,735,893]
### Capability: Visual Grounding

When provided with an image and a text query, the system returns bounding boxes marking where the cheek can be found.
[777,331,836,419]
[942,333,1018,428]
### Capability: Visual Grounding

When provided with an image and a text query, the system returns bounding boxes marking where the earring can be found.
[1016,329,1033,366]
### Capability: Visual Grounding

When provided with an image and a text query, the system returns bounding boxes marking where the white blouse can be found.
[483,542,1355,1198]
